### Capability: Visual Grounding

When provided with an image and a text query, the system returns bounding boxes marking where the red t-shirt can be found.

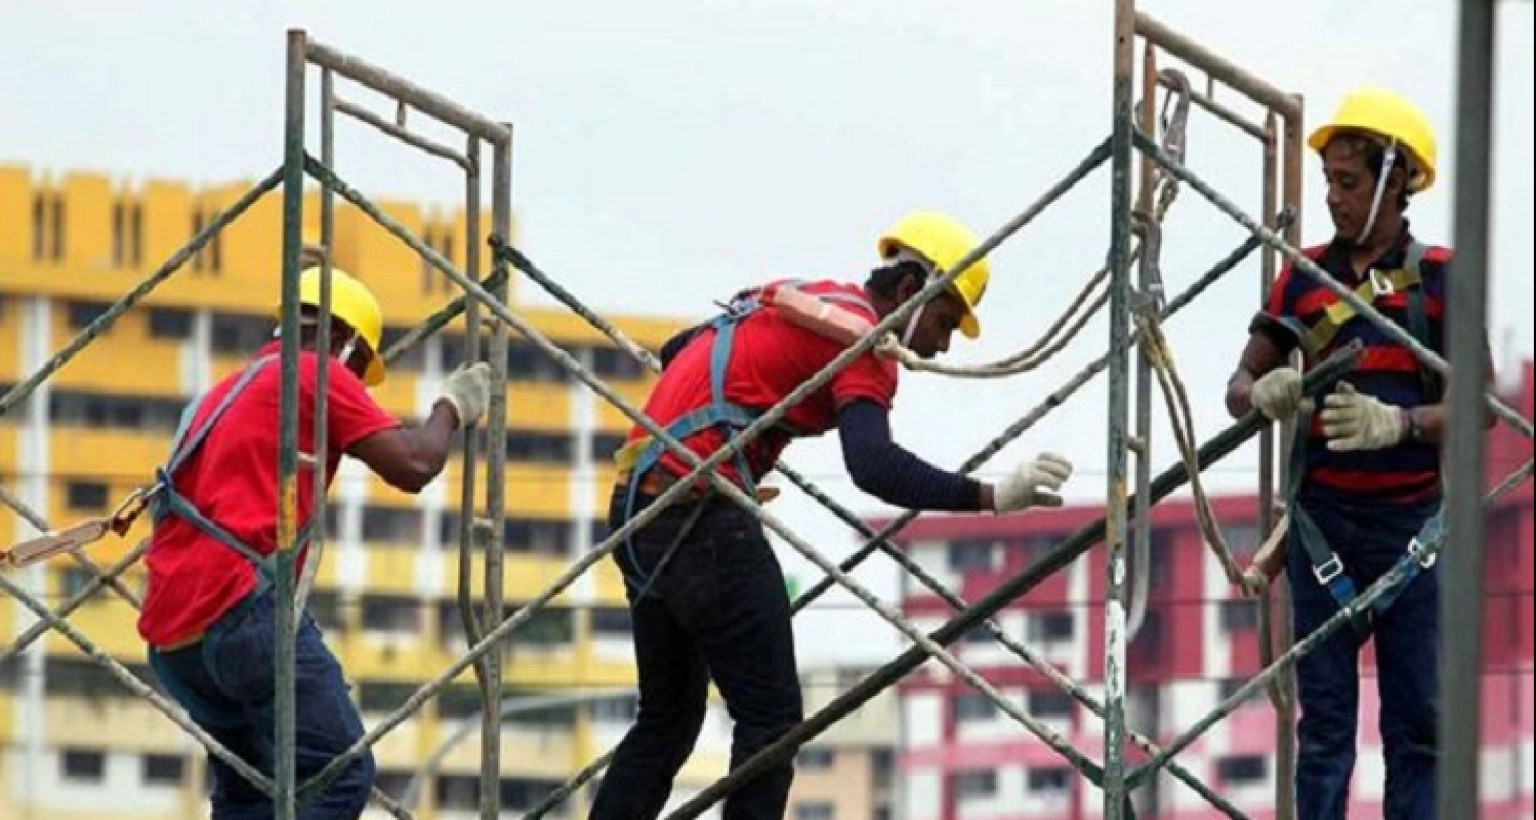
[138,342,399,647]
[629,280,899,487]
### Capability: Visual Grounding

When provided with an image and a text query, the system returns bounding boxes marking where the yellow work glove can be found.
[992,453,1074,514]
[1320,381,1407,452]
[1250,367,1308,421]
[439,362,492,428]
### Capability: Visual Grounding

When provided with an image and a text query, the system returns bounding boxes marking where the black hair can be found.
[864,260,931,302]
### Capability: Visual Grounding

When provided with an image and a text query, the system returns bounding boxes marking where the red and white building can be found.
[879,364,1534,820]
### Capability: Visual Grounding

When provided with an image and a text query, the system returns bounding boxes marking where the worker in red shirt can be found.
[590,211,1075,820]
[138,266,490,820]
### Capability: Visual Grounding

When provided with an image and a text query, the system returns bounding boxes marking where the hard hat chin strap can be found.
[1355,139,1399,247]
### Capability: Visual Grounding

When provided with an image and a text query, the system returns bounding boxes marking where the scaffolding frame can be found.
[0,2,1530,819]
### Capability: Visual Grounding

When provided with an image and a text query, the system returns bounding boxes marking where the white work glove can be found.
[991,453,1074,514]
[1250,367,1307,421]
[1320,381,1406,452]
[439,362,492,427]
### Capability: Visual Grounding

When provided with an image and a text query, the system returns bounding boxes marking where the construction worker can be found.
[1225,87,1491,820]
[590,211,1075,820]
[136,266,491,820]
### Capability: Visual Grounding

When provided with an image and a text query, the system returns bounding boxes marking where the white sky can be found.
[3,0,1532,665]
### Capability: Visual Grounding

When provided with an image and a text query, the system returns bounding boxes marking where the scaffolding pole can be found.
[1442,0,1499,816]
[1104,1,1138,815]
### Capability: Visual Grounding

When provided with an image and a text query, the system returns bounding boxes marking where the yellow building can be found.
[0,165,731,819]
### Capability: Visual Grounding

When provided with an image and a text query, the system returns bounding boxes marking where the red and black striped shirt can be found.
[1255,229,1450,504]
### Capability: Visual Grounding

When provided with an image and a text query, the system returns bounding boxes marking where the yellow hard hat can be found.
[1308,87,1439,193]
[284,266,387,386]
[876,211,990,339]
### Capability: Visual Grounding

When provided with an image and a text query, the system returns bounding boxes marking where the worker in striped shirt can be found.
[1226,87,1493,820]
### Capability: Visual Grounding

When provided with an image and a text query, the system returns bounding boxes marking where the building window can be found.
[591,607,632,638]
[592,694,638,723]
[589,345,647,381]
[211,313,272,356]
[142,754,186,787]
[66,480,110,510]
[66,301,112,331]
[506,340,569,382]
[51,195,66,261]
[60,749,106,783]
[373,770,412,799]
[504,607,574,646]
[1029,690,1075,721]
[953,693,997,723]
[504,431,574,463]
[361,506,423,544]
[1224,522,1261,557]
[947,539,995,573]
[148,308,194,341]
[49,391,186,432]
[45,659,153,699]
[32,193,46,261]
[436,775,478,811]
[797,748,835,770]
[61,568,97,601]
[361,595,421,634]
[795,803,836,820]
[358,682,417,714]
[377,326,426,372]
[1216,754,1267,787]
[1027,766,1072,795]
[1028,611,1075,643]
[1220,599,1259,634]
[305,590,344,632]
[592,432,627,462]
[952,768,998,800]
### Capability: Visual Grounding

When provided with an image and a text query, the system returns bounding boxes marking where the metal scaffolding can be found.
[0,1,1530,819]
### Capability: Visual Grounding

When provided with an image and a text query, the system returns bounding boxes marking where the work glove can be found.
[1320,381,1406,452]
[992,453,1074,514]
[439,362,492,427]
[1250,367,1307,421]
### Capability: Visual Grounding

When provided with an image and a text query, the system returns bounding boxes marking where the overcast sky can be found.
[4,0,1532,666]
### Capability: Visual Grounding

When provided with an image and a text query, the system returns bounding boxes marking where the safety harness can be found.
[145,352,322,726]
[612,281,876,598]
[1281,241,1443,637]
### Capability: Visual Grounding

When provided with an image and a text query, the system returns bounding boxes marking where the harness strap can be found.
[151,354,311,581]
[1295,264,1424,358]
[1284,361,1442,637]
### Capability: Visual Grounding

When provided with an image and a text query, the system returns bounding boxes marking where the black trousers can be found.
[589,488,804,820]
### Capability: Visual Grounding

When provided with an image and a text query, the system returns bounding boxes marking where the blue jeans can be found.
[148,588,375,820]
[1287,491,1441,820]
[590,488,804,820]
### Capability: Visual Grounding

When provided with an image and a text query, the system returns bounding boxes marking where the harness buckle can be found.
[1407,536,1438,570]
[1313,554,1346,586]
[1369,268,1396,298]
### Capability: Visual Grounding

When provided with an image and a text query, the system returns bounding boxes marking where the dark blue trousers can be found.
[590,489,804,820]
[148,588,375,820]
[1287,491,1441,820]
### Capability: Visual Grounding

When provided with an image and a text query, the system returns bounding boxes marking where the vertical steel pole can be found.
[1105,2,1137,817]
[1275,94,1306,820]
[458,134,489,717]
[480,124,514,820]
[296,67,336,624]
[1258,112,1297,820]
[1441,1,1496,816]
[458,134,485,820]
[274,28,309,820]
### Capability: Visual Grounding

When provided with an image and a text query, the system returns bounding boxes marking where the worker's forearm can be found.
[837,401,986,512]
[409,401,461,475]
